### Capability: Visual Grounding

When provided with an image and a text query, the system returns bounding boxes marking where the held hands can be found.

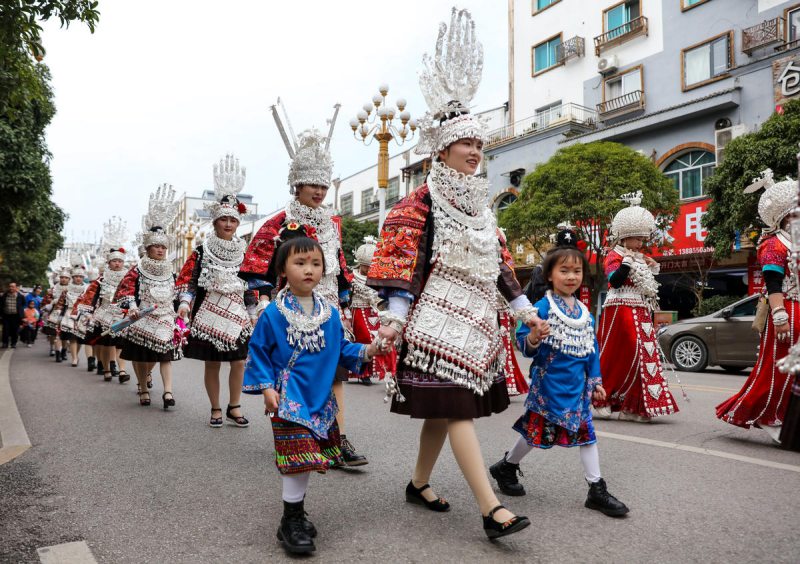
[525,317,550,346]
[592,385,607,403]
[263,388,279,413]
[177,302,191,320]
[378,324,400,343]
[128,308,141,321]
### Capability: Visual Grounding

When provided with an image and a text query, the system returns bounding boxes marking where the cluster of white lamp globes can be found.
[349,84,418,141]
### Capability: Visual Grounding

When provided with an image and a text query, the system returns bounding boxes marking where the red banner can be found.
[748,254,764,295]
[652,198,713,258]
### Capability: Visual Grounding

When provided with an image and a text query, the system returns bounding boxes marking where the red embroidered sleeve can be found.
[604,250,623,277]
[41,294,53,308]
[114,267,139,307]
[240,211,286,279]
[366,186,430,291]
[176,250,200,295]
[72,280,100,315]
[758,235,788,271]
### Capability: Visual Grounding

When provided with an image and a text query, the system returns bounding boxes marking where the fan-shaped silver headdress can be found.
[142,184,179,248]
[69,253,86,278]
[206,154,247,222]
[610,191,656,242]
[49,251,71,284]
[271,98,340,194]
[102,216,128,262]
[744,168,797,233]
[355,235,378,267]
[416,7,486,156]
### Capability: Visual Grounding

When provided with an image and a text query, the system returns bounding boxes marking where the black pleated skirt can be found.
[120,340,173,363]
[183,336,249,362]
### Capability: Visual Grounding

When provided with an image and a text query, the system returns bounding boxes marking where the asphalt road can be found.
[1,343,798,563]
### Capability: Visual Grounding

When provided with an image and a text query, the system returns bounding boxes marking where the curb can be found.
[0,350,31,465]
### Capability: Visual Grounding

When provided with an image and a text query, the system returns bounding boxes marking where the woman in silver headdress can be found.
[58,262,89,367]
[177,155,252,428]
[368,8,538,539]
[115,185,181,409]
[718,170,799,444]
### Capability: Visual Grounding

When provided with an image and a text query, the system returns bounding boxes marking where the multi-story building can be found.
[331,105,509,221]
[488,0,800,312]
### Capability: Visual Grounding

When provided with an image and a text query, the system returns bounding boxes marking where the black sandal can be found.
[482,504,530,540]
[209,408,223,428]
[138,391,150,406]
[405,481,450,512]
[103,371,112,382]
[226,404,249,427]
[118,370,130,384]
[162,392,175,410]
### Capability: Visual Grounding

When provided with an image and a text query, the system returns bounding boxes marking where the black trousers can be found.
[2,315,21,346]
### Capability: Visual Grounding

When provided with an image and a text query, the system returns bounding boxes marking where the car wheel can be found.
[671,335,708,372]
[719,365,746,374]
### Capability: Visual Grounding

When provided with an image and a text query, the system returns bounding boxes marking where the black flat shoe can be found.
[405,481,450,512]
[118,370,130,384]
[482,504,530,540]
[226,404,249,427]
[162,392,175,410]
[209,408,223,428]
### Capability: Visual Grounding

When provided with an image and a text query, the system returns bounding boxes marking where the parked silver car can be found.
[656,295,760,372]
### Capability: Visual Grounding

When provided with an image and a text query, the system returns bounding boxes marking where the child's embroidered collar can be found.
[275,288,331,352]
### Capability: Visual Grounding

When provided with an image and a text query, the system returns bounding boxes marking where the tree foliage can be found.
[339,216,378,267]
[703,99,800,259]
[499,141,679,305]
[0,1,100,286]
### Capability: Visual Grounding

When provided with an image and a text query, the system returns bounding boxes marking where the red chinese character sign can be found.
[748,254,764,295]
[652,198,713,259]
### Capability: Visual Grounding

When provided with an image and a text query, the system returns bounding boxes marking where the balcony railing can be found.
[556,36,585,64]
[485,103,597,148]
[596,90,645,120]
[743,16,785,54]
[594,16,648,56]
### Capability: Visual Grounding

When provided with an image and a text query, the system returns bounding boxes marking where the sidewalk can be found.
[0,349,31,465]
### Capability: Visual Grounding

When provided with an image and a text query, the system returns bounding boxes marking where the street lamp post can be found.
[349,84,417,229]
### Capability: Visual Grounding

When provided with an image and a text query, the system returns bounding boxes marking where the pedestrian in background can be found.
[242,233,381,555]
[1,282,26,349]
[20,300,40,347]
[25,285,43,342]
[490,247,629,518]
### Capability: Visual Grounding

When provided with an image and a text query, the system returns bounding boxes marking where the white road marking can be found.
[38,541,98,563]
[596,431,800,474]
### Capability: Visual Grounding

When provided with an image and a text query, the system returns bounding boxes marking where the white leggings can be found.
[281,472,311,503]
[505,435,602,483]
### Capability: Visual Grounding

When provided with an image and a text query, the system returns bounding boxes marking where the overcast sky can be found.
[41,1,509,246]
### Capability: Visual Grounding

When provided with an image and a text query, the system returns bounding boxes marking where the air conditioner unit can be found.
[715,124,748,163]
[597,55,619,75]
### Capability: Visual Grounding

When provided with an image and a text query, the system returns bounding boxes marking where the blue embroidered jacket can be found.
[243,296,366,439]
[517,296,603,432]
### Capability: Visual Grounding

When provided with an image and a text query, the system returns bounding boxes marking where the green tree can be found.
[499,141,679,306]
[703,99,800,259]
[0,1,100,286]
[339,216,378,267]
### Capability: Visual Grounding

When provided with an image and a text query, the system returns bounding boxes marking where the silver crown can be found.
[355,235,378,267]
[69,253,86,277]
[610,191,656,242]
[206,154,247,222]
[142,184,179,248]
[416,8,486,155]
[102,216,128,262]
[745,169,797,232]
[271,98,339,193]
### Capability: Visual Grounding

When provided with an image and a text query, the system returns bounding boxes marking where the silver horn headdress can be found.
[103,216,128,262]
[271,98,340,194]
[142,184,179,248]
[744,168,797,233]
[206,154,247,222]
[416,7,486,156]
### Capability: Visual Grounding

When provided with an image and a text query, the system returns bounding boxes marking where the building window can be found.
[603,66,642,101]
[534,0,561,13]
[340,193,353,216]
[664,150,715,200]
[682,31,733,91]
[493,192,518,217]
[787,5,800,43]
[386,176,400,204]
[532,34,562,75]
[361,188,377,213]
[603,1,640,36]
[681,0,711,10]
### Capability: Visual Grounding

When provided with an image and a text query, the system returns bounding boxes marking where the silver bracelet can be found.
[379,311,407,333]
[515,306,539,325]
[773,311,790,326]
